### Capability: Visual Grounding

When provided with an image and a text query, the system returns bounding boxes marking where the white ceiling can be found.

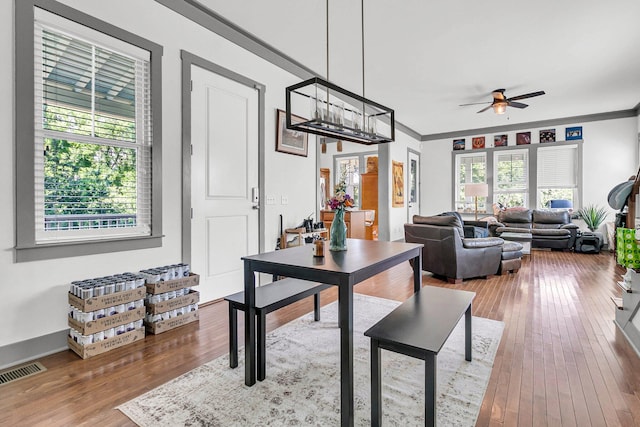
[195,0,640,137]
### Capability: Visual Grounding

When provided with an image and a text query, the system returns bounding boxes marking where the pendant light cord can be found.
[361,0,365,99]
[326,0,329,82]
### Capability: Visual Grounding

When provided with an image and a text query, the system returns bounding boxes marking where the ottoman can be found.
[500,241,523,275]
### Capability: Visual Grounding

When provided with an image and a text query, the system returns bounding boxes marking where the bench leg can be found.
[257,311,266,381]
[229,304,238,369]
[425,353,437,427]
[371,338,382,427]
[465,303,472,362]
[313,293,321,321]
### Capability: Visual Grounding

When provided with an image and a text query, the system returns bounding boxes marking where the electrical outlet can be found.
[266,196,275,205]
[281,196,289,205]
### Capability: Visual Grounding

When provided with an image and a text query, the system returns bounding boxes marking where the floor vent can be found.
[0,362,47,386]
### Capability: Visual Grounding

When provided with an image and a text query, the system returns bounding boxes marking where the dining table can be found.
[241,238,423,426]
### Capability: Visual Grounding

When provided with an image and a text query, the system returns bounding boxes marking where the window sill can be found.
[15,235,164,263]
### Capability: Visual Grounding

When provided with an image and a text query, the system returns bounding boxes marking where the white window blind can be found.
[537,145,578,188]
[33,12,152,243]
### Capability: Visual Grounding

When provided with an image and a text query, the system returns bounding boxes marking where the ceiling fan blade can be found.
[507,101,529,109]
[459,101,492,106]
[507,90,545,101]
[476,104,494,113]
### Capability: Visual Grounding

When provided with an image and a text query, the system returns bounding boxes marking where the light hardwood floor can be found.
[2,250,640,426]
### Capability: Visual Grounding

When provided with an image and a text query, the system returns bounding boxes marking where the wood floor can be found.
[2,250,640,426]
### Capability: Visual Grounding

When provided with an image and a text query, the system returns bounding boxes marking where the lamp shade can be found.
[465,183,488,197]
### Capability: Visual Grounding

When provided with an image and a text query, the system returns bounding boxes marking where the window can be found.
[335,156,360,207]
[16,2,162,261]
[454,153,486,212]
[537,144,579,208]
[494,150,528,207]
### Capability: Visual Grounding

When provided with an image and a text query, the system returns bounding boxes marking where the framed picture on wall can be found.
[472,136,485,149]
[494,134,508,147]
[516,131,531,145]
[540,129,556,143]
[566,126,583,140]
[276,109,308,156]
[392,160,404,207]
[453,138,465,150]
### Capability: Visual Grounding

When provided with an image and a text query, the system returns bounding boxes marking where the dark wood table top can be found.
[243,239,421,271]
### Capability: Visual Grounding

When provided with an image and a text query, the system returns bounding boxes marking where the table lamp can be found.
[465,183,488,221]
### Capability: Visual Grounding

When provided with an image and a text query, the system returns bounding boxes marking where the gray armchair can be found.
[405,215,504,283]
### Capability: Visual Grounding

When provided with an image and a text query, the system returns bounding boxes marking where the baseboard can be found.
[0,330,68,370]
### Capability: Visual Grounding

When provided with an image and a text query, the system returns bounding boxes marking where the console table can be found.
[241,239,423,426]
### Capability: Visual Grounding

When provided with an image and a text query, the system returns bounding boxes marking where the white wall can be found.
[421,118,638,222]
[1,0,318,353]
[388,131,422,241]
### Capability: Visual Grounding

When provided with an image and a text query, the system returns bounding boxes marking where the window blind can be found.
[537,145,578,188]
[34,18,152,243]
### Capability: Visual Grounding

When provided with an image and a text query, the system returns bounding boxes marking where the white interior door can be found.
[191,65,259,303]
[408,150,420,221]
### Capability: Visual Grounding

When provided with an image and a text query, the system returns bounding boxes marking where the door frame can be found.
[181,50,266,264]
[407,148,421,223]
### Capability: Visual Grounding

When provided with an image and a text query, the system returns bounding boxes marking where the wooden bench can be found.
[364,286,475,427]
[224,278,331,381]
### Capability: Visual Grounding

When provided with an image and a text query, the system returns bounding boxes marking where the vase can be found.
[330,208,347,251]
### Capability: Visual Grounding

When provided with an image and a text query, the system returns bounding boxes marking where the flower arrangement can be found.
[328,175,354,210]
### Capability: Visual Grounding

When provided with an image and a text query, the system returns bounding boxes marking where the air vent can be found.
[0,362,46,386]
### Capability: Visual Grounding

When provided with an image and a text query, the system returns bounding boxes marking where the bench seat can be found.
[364,286,475,426]
[225,278,331,381]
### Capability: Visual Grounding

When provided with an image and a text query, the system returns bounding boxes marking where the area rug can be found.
[118,293,503,426]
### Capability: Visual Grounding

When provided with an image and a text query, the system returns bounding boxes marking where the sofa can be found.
[404,214,505,283]
[489,209,579,250]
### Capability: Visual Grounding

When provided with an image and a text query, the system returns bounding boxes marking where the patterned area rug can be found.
[119,293,503,426]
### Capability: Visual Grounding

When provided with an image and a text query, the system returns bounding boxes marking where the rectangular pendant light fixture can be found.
[285,77,395,145]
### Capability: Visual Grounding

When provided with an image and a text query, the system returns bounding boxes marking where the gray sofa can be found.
[490,209,579,250]
[404,215,504,283]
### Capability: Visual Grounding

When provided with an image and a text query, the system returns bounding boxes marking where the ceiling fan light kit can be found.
[285,0,395,145]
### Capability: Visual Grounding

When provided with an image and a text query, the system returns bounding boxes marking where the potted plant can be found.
[577,204,608,232]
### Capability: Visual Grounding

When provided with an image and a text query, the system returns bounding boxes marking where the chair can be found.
[404,214,504,283]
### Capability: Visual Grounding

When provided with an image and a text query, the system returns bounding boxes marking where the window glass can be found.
[494,150,528,207]
[455,153,486,213]
[34,18,151,243]
[537,145,578,209]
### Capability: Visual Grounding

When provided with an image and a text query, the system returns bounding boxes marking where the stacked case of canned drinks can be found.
[68,272,146,346]
[141,263,200,328]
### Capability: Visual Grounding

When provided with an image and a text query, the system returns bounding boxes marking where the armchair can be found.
[405,215,504,283]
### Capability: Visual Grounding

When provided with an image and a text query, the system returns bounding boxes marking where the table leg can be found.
[465,303,472,362]
[413,251,422,293]
[425,353,437,427]
[371,338,382,427]
[229,304,238,368]
[244,261,256,386]
[338,280,354,427]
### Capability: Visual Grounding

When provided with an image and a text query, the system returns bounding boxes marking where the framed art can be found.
[472,136,485,149]
[453,138,465,150]
[392,160,404,207]
[516,131,531,145]
[494,134,508,147]
[566,126,582,140]
[540,129,556,143]
[276,109,308,156]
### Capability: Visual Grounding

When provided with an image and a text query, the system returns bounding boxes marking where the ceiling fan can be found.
[459,88,546,114]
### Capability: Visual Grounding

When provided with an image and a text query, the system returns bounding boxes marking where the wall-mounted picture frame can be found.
[453,138,465,150]
[392,160,404,207]
[472,136,485,149]
[516,131,531,145]
[494,134,508,147]
[566,126,583,140]
[540,129,556,143]
[276,109,308,157]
